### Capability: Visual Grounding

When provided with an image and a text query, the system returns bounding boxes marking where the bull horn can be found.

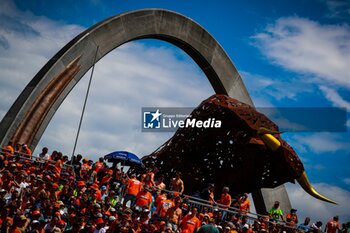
[297,171,337,204]
[260,134,281,151]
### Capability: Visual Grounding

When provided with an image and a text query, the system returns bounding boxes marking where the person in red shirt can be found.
[325,216,341,233]
[123,174,142,207]
[180,207,201,233]
[135,185,153,209]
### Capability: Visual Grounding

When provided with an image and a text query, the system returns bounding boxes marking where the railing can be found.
[0,147,75,176]
[149,187,301,232]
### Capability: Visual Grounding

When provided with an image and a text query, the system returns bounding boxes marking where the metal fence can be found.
[150,188,301,232]
[0,147,75,176]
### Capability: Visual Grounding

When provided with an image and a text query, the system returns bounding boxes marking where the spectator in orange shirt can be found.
[144,167,156,187]
[93,157,104,173]
[286,208,299,227]
[325,216,341,233]
[179,207,201,233]
[217,187,232,208]
[123,174,142,208]
[54,155,63,176]
[135,185,153,210]
[238,193,250,214]
[20,144,32,158]
[154,190,167,211]
[217,186,232,220]
[101,170,112,185]
[157,193,175,217]
[3,141,14,157]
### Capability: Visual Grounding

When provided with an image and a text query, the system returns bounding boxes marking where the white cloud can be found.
[325,0,350,19]
[290,133,350,154]
[254,17,350,87]
[0,1,85,117]
[320,86,350,111]
[241,71,314,103]
[286,183,350,224]
[343,178,350,185]
[253,17,350,109]
[0,1,214,160]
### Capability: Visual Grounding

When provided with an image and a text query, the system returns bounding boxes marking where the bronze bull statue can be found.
[141,94,336,204]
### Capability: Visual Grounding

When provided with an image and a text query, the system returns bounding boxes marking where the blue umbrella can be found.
[104,151,144,167]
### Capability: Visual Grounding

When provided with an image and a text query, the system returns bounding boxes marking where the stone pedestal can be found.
[252,184,292,215]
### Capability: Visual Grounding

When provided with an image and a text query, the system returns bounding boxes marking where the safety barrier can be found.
[0,147,76,176]
[150,187,301,232]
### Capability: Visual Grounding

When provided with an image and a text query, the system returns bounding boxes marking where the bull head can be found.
[141,94,336,204]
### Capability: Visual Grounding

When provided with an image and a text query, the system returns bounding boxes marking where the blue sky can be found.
[1,0,350,223]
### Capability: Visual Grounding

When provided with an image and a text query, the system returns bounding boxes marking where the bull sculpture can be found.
[141,94,336,204]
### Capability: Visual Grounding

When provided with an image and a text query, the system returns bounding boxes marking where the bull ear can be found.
[258,127,281,135]
[297,171,337,204]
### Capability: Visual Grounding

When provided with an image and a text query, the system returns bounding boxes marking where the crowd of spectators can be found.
[0,143,349,233]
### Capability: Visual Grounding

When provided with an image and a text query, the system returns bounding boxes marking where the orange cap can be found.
[90,183,99,190]
[78,181,85,187]
[160,221,166,226]
[96,218,104,224]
